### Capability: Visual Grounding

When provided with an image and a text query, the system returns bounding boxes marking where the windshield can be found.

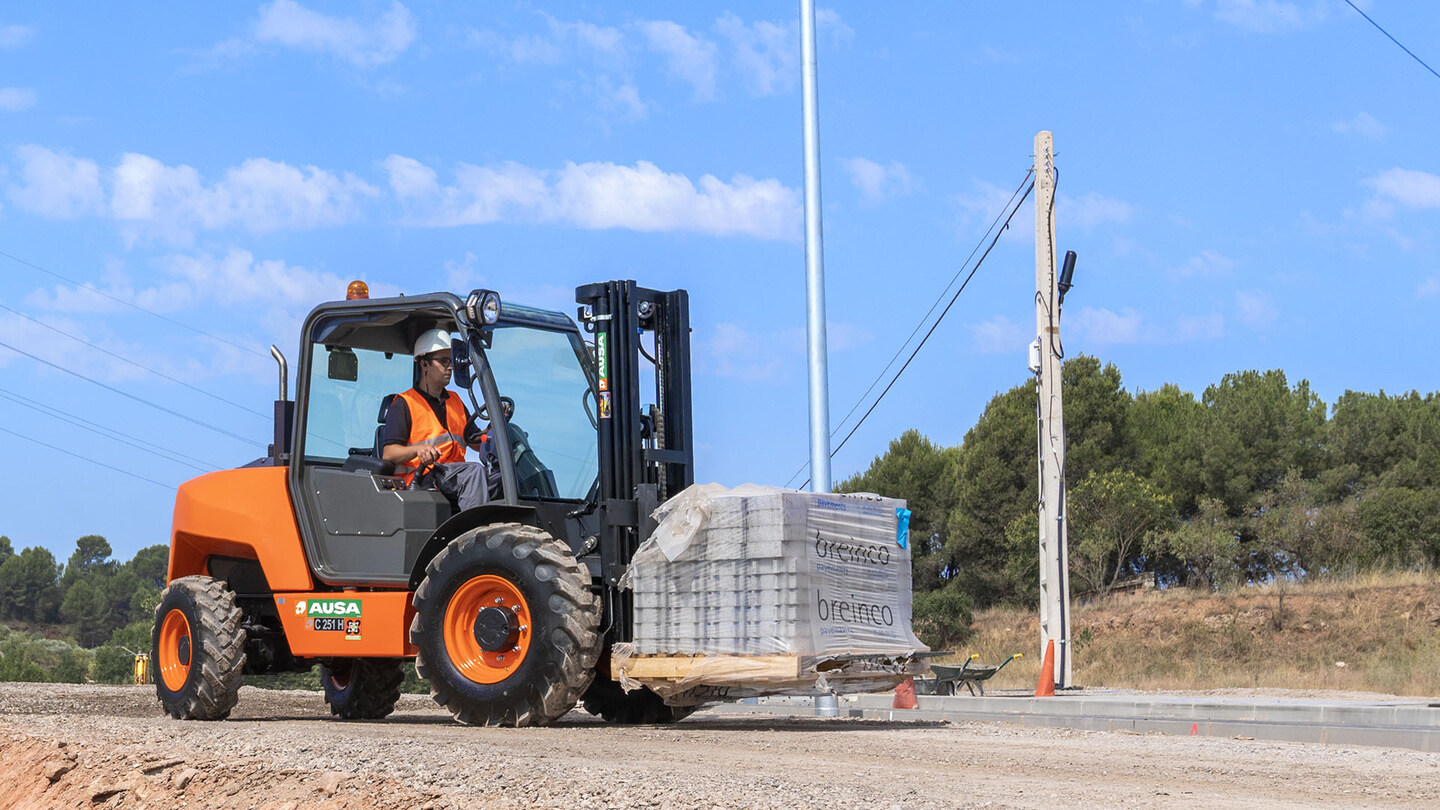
[484,324,597,499]
[305,344,415,461]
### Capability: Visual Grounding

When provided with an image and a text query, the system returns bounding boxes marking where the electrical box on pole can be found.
[1032,131,1073,689]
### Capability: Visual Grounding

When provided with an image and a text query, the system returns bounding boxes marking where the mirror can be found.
[326,346,358,382]
[451,337,472,388]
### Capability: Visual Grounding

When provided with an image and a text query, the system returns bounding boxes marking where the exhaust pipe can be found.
[270,345,294,464]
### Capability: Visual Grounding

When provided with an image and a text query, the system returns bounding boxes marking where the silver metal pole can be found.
[800,0,831,496]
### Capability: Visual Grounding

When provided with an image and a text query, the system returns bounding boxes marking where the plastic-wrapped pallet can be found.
[614,483,930,703]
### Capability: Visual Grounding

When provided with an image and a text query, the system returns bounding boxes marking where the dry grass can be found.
[951,571,1440,696]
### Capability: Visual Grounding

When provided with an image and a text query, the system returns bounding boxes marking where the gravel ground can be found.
[2,683,1439,809]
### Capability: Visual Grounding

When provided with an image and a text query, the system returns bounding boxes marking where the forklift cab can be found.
[286,290,600,586]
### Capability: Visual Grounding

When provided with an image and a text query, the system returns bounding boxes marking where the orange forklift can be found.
[153,280,694,725]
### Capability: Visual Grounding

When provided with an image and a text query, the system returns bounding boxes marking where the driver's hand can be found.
[414,444,442,464]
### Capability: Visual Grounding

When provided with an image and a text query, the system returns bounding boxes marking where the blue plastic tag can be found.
[896,508,911,549]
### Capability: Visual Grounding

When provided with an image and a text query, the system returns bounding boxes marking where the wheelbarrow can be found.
[930,653,1023,696]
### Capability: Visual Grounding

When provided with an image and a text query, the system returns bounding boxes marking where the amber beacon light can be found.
[346,280,370,300]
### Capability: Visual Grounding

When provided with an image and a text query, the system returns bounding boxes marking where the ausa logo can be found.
[292,598,362,618]
[303,598,363,617]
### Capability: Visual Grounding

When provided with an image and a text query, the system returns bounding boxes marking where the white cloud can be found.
[253,0,416,69]
[953,179,1035,242]
[715,12,797,96]
[157,249,359,309]
[587,74,647,120]
[0,87,36,112]
[110,152,378,238]
[0,24,34,48]
[7,147,376,238]
[443,251,485,292]
[1064,306,1224,345]
[1175,312,1226,341]
[1417,276,1439,298]
[1208,0,1330,33]
[0,310,159,383]
[970,315,1031,356]
[381,154,438,201]
[695,318,862,382]
[1069,307,1146,345]
[474,15,638,119]
[1168,249,1235,280]
[1332,111,1386,139]
[6,145,104,219]
[1060,192,1133,230]
[638,20,718,101]
[385,156,801,240]
[1235,289,1278,328]
[696,322,794,381]
[842,157,915,204]
[1363,168,1440,220]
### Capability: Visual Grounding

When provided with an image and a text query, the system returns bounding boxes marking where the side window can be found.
[304,344,413,462]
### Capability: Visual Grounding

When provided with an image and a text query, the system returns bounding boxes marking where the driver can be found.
[381,329,497,509]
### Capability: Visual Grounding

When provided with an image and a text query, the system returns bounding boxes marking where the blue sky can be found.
[1,1,1437,563]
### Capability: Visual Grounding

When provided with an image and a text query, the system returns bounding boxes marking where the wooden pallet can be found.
[613,654,802,683]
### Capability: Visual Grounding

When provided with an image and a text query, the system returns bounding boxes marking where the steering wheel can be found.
[478,396,515,422]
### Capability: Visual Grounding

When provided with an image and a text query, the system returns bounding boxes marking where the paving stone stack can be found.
[628,485,925,659]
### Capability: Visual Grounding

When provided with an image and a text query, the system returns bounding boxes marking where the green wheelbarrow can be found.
[930,653,1023,696]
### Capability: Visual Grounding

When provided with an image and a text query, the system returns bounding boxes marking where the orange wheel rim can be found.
[443,575,531,685]
[158,609,192,692]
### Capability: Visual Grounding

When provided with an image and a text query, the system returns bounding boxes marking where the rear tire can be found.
[411,523,600,726]
[320,658,405,720]
[152,575,246,721]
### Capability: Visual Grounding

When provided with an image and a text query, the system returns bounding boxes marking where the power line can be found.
[790,177,1036,490]
[1343,0,1440,81]
[0,425,176,491]
[830,170,1035,448]
[0,302,270,420]
[0,339,265,448]
[783,169,1035,489]
[0,386,218,473]
[0,248,269,358]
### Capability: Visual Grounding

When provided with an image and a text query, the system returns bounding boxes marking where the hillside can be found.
[956,572,1440,697]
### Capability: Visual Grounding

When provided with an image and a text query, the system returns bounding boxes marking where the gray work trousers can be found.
[430,462,492,511]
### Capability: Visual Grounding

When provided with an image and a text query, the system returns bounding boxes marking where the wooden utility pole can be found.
[1032,131,1073,688]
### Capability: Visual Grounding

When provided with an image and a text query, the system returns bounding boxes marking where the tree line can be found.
[837,356,1440,646]
[0,535,166,683]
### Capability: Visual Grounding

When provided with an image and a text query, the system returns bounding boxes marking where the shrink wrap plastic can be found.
[614,484,929,702]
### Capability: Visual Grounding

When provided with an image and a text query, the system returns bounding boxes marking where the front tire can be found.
[411,523,600,726]
[152,576,246,720]
[320,658,405,720]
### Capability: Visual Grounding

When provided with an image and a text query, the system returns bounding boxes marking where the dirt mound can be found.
[0,731,450,810]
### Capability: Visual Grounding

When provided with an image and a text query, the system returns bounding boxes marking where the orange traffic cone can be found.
[892,676,917,709]
[1034,639,1056,697]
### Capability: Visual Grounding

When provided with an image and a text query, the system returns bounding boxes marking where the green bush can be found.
[912,584,973,650]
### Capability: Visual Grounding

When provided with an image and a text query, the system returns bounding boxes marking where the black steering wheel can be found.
[478,396,515,422]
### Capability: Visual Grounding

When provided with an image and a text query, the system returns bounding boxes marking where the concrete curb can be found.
[705,693,1440,752]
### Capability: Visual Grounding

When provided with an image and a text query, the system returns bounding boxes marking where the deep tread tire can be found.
[582,675,697,724]
[320,659,405,720]
[152,575,246,721]
[410,523,600,727]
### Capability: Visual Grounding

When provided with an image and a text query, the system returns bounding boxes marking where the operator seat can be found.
[339,393,398,475]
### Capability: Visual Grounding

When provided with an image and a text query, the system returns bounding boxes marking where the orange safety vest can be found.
[394,387,467,485]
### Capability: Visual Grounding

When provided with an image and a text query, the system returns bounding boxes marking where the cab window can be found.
[304,344,414,462]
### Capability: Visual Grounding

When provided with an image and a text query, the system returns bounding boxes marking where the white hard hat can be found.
[413,328,451,357]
